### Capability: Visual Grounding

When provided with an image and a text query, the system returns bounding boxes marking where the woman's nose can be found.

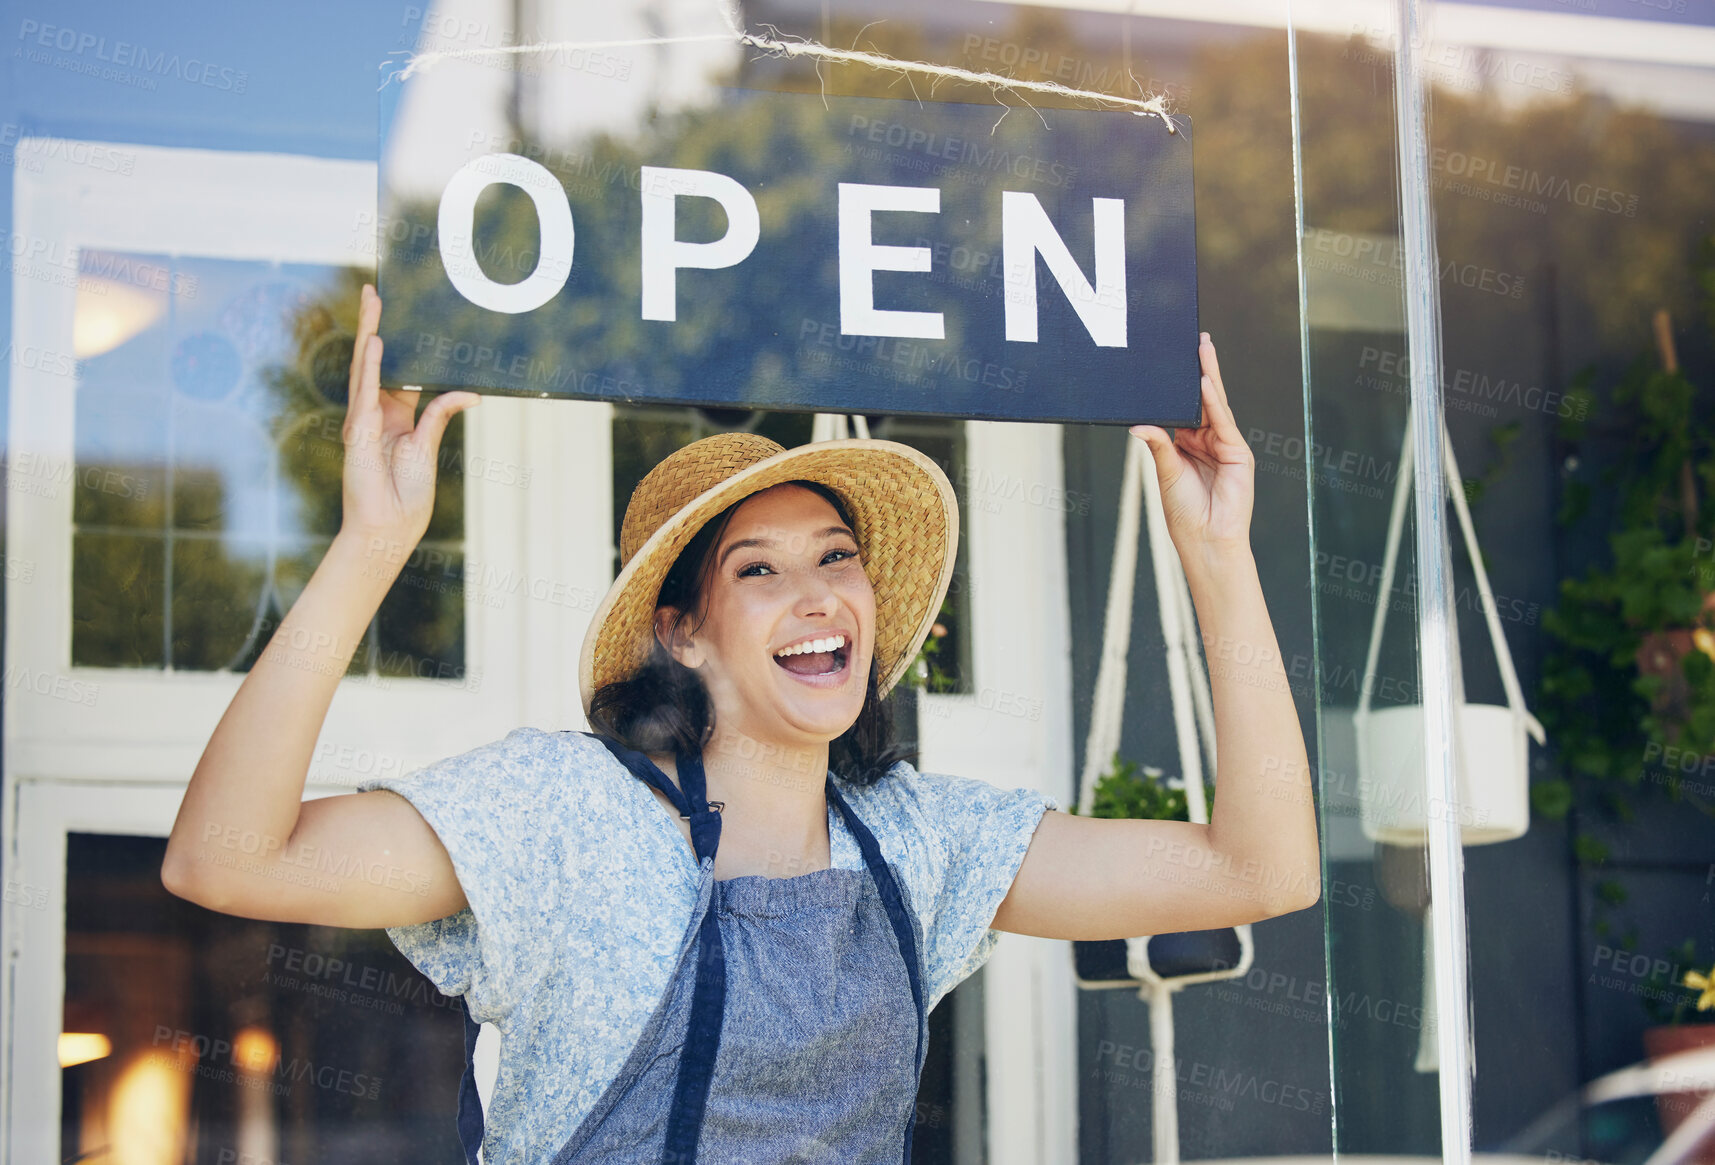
[790,564,839,615]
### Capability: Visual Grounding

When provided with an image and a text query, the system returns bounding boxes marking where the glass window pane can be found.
[170,536,270,672]
[73,531,167,668]
[1417,7,1715,1159]
[1289,8,1448,1155]
[69,258,467,679]
[375,541,468,683]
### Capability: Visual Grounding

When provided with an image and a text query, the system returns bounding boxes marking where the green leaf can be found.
[1531,779,1573,820]
[1573,833,1610,864]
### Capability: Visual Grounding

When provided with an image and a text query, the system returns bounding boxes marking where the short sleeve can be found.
[357,726,578,1024]
[885,766,1058,1011]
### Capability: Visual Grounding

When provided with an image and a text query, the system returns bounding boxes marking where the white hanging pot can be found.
[1352,414,1545,848]
[1354,701,1532,845]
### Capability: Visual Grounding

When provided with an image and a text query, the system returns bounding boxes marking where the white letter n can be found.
[1002,192,1126,347]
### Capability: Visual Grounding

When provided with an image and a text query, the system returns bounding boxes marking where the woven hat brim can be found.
[578,438,958,716]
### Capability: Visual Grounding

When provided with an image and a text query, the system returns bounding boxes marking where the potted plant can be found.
[1068,753,1233,988]
[1641,940,1715,1159]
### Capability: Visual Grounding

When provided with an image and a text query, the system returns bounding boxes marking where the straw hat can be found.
[578,433,959,713]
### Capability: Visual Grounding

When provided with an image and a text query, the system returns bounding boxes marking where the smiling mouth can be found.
[774,634,849,677]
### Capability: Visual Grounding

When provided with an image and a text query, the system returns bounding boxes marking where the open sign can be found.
[378,88,1199,426]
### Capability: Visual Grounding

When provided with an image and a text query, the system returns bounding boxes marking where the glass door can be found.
[1417,4,1715,1163]
[1297,2,1715,1164]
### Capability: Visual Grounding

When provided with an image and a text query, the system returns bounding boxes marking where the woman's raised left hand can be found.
[1129,333,1256,565]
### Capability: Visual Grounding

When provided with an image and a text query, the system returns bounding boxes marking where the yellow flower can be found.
[1696,628,1715,663]
[1684,967,1715,1011]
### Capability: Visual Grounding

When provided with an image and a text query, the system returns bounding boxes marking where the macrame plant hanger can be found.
[810,413,871,442]
[1074,435,1254,1165]
[1356,411,1545,1073]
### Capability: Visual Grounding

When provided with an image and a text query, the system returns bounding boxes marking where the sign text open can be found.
[377,88,1198,426]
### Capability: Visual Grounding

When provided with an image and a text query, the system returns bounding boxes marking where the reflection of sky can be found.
[383,0,739,199]
[75,253,344,543]
[9,0,402,158]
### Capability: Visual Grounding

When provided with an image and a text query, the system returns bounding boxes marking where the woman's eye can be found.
[737,562,774,578]
[822,548,859,566]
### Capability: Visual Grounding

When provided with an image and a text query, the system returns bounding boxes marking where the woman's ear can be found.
[654,607,703,669]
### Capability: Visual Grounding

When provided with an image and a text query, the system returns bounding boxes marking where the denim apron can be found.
[455,734,929,1165]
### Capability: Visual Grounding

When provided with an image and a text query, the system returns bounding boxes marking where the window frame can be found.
[4,138,613,787]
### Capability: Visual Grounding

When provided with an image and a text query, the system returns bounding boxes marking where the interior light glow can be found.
[58,1031,113,1068]
[110,1053,189,1165]
[233,1026,280,1074]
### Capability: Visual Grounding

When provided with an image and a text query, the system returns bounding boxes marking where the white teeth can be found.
[775,634,846,658]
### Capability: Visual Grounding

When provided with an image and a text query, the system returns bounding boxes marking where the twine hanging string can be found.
[385,21,1177,133]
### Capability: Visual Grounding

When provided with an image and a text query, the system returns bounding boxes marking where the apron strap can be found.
[671,746,726,864]
[457,1004,485,1165]
[590,733,729,1164]
[592,734,725,862]
[651,744,729,1161]
[827,779,928,1165]
[665,907,727,1162]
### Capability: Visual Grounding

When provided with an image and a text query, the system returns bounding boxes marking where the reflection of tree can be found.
[760,14,1715,363]
[71,262,468,678]
[270,269,468,680]
[72,449,171,667]
[72,528,165,668]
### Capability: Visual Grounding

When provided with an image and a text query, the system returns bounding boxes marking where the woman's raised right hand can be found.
[340,283,481,547]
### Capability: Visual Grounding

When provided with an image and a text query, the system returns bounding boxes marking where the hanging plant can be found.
[1069,753,1218,988]
[1072,752,1214,824]
[1539,329,1715,822]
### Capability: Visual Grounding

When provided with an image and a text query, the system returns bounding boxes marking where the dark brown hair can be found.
[587,480,909,786]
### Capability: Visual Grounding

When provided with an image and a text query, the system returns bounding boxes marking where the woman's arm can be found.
[992,334,1319,939]
[160,285,482,928]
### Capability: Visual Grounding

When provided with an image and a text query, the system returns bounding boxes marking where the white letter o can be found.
[436,153,573,314]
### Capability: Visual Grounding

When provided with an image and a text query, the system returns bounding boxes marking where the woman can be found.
[163,284,1318,1164]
